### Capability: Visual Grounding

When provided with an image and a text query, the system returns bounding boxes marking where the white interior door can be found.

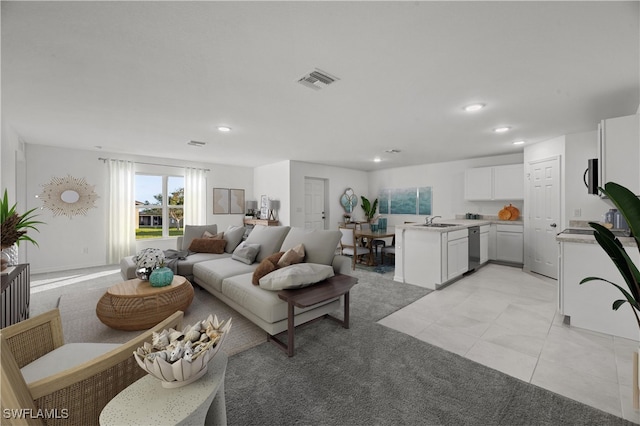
[529,157,560,279]
[304,178,326,230]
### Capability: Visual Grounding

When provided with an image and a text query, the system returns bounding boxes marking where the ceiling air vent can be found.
[297,68,340,91]
[187,140,206,147]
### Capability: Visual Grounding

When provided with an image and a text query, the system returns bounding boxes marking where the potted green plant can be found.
[1,189,44,267]
[360,196,378,223]
[580,182,640,327]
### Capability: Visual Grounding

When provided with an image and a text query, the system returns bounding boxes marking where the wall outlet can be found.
[574,208,581,217]
[82,247,89,254]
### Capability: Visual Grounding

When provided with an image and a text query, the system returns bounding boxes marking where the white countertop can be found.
[396,219,523,233]
[556,228,637,247]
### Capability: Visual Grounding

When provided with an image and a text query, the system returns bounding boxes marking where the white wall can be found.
[368,153,524,227]
[24,144,253,273]
[564,130,612,224]
[289,161,369,229]
[253,161,291,225]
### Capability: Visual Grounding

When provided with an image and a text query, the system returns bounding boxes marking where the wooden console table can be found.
[243,218,279,226]
[268,274,358,357]
[1,264,30,328]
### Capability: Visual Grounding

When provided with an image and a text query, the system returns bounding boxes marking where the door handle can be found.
[550,223,557,228]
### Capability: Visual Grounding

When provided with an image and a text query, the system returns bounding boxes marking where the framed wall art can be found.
[213,188,230,214]
[260,195,268,219]
[229,189,245,214]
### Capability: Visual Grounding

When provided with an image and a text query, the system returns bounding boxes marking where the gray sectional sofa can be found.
[120,224,352,336]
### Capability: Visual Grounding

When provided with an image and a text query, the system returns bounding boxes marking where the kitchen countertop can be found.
[395,218,523,233]
[556,227,637,247]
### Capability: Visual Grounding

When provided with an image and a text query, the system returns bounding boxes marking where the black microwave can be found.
[584,158,598,195]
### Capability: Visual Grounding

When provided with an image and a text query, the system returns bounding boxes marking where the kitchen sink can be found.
[420,223,458,228]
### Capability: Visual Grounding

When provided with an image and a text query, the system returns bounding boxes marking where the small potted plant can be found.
[360,196,379,223]
[0,189,44,268]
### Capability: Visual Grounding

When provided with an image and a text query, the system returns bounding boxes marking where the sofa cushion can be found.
[259,263,335,291]
[224,225,246,253]
[176,252,230,278]
[221,273,338,324]
[181,225,218,251]
[188,238,226,254]
[277,243,305,267]
[21,343,120,384]
[244,225,291,262]
[232,242,261,264]
[252,252,285,285]
[193,257,258,293]
[280,228,341,266]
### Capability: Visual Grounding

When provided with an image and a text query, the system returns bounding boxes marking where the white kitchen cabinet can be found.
[464,164,524,200]
[598,114,640,195]
[480,225,489,264]
[560,240,639,340]
[464,167,493,200]
[446,229,469,281]
[495,224,523,264]
[488,224,497,260]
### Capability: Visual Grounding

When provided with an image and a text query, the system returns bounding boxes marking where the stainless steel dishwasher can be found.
[468,226,480,271]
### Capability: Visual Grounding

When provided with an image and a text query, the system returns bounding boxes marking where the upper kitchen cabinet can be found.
[464,164,524,200]
[598,114,640,196]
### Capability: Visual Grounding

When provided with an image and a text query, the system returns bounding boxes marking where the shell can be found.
[183,341,194,362]
[185,329,201,343]
[152,331,170,350]
[169,330,184,343]
[169,341,185,362]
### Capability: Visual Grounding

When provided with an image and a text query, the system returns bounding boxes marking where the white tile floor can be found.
[378,263,640,423]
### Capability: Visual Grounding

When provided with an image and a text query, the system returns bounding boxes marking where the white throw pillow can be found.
[259,263,334,291]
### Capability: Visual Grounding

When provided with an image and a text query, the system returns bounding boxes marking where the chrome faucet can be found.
[426,215,441,225]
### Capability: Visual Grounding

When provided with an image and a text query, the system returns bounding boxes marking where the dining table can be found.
[355,227,395,266]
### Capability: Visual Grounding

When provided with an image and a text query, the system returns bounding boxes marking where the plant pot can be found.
[150,267,174,287]
[1,244,18,266]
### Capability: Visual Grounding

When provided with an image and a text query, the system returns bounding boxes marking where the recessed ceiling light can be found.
[373,157,382,162]
[513,140,525,145]
[217,126,231,132]
[493,126,511,133]
[464,103,485,112]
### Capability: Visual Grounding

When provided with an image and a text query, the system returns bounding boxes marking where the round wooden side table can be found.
[96,275,194,330]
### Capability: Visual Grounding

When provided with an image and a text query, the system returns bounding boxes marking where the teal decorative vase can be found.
[149,267,174,287]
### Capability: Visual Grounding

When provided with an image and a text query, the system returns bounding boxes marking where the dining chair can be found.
[381,235,396,265]
[339,227,369,270]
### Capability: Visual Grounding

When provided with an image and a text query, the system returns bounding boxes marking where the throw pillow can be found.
[188,238,226,254]
[224,225,246,253]
[181,225,218,251]
[203,231,225,240]
[277,243,305,267]
[252,252,285,285]
[231,242,261,265]
[259,263,334,291]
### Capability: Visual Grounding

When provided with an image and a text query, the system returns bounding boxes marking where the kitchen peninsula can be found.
[394,218,523,290]
[557,228,639,341]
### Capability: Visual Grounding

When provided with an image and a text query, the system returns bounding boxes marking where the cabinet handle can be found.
[550,223,557,228]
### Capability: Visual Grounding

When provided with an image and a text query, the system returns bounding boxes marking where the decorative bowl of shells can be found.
[133,314,232,388]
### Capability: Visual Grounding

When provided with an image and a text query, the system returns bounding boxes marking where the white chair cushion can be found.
[21,343,120,384]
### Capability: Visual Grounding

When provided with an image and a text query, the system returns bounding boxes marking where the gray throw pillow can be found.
[231,242,261,265]
[224,225,246,253]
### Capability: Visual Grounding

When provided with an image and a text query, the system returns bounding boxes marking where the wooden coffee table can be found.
[96,275,194,331]
[268,274,358,357]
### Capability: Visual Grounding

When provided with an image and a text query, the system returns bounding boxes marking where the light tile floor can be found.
[378,263,640,423]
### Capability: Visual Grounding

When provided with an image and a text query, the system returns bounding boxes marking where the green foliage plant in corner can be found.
[0,189,44,248]
[580,182,640,329]
[360,196,379,223]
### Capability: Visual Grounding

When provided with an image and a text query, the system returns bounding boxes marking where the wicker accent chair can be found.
[0,309,184,426]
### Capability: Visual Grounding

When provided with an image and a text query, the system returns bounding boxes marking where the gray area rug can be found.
[225,274,632,426]
[56,285,267,356]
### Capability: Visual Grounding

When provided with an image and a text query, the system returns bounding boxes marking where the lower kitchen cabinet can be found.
[479,225,489,264]
[447,229,469,280]
[495,224,524,264]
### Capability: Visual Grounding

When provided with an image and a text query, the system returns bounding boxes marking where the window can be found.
[135,174,184,239]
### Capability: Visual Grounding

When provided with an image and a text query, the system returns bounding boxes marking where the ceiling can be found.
[2,1,639,171]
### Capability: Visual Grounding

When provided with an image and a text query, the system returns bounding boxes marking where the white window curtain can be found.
[184,167,207,225]
[107,160,135,263]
